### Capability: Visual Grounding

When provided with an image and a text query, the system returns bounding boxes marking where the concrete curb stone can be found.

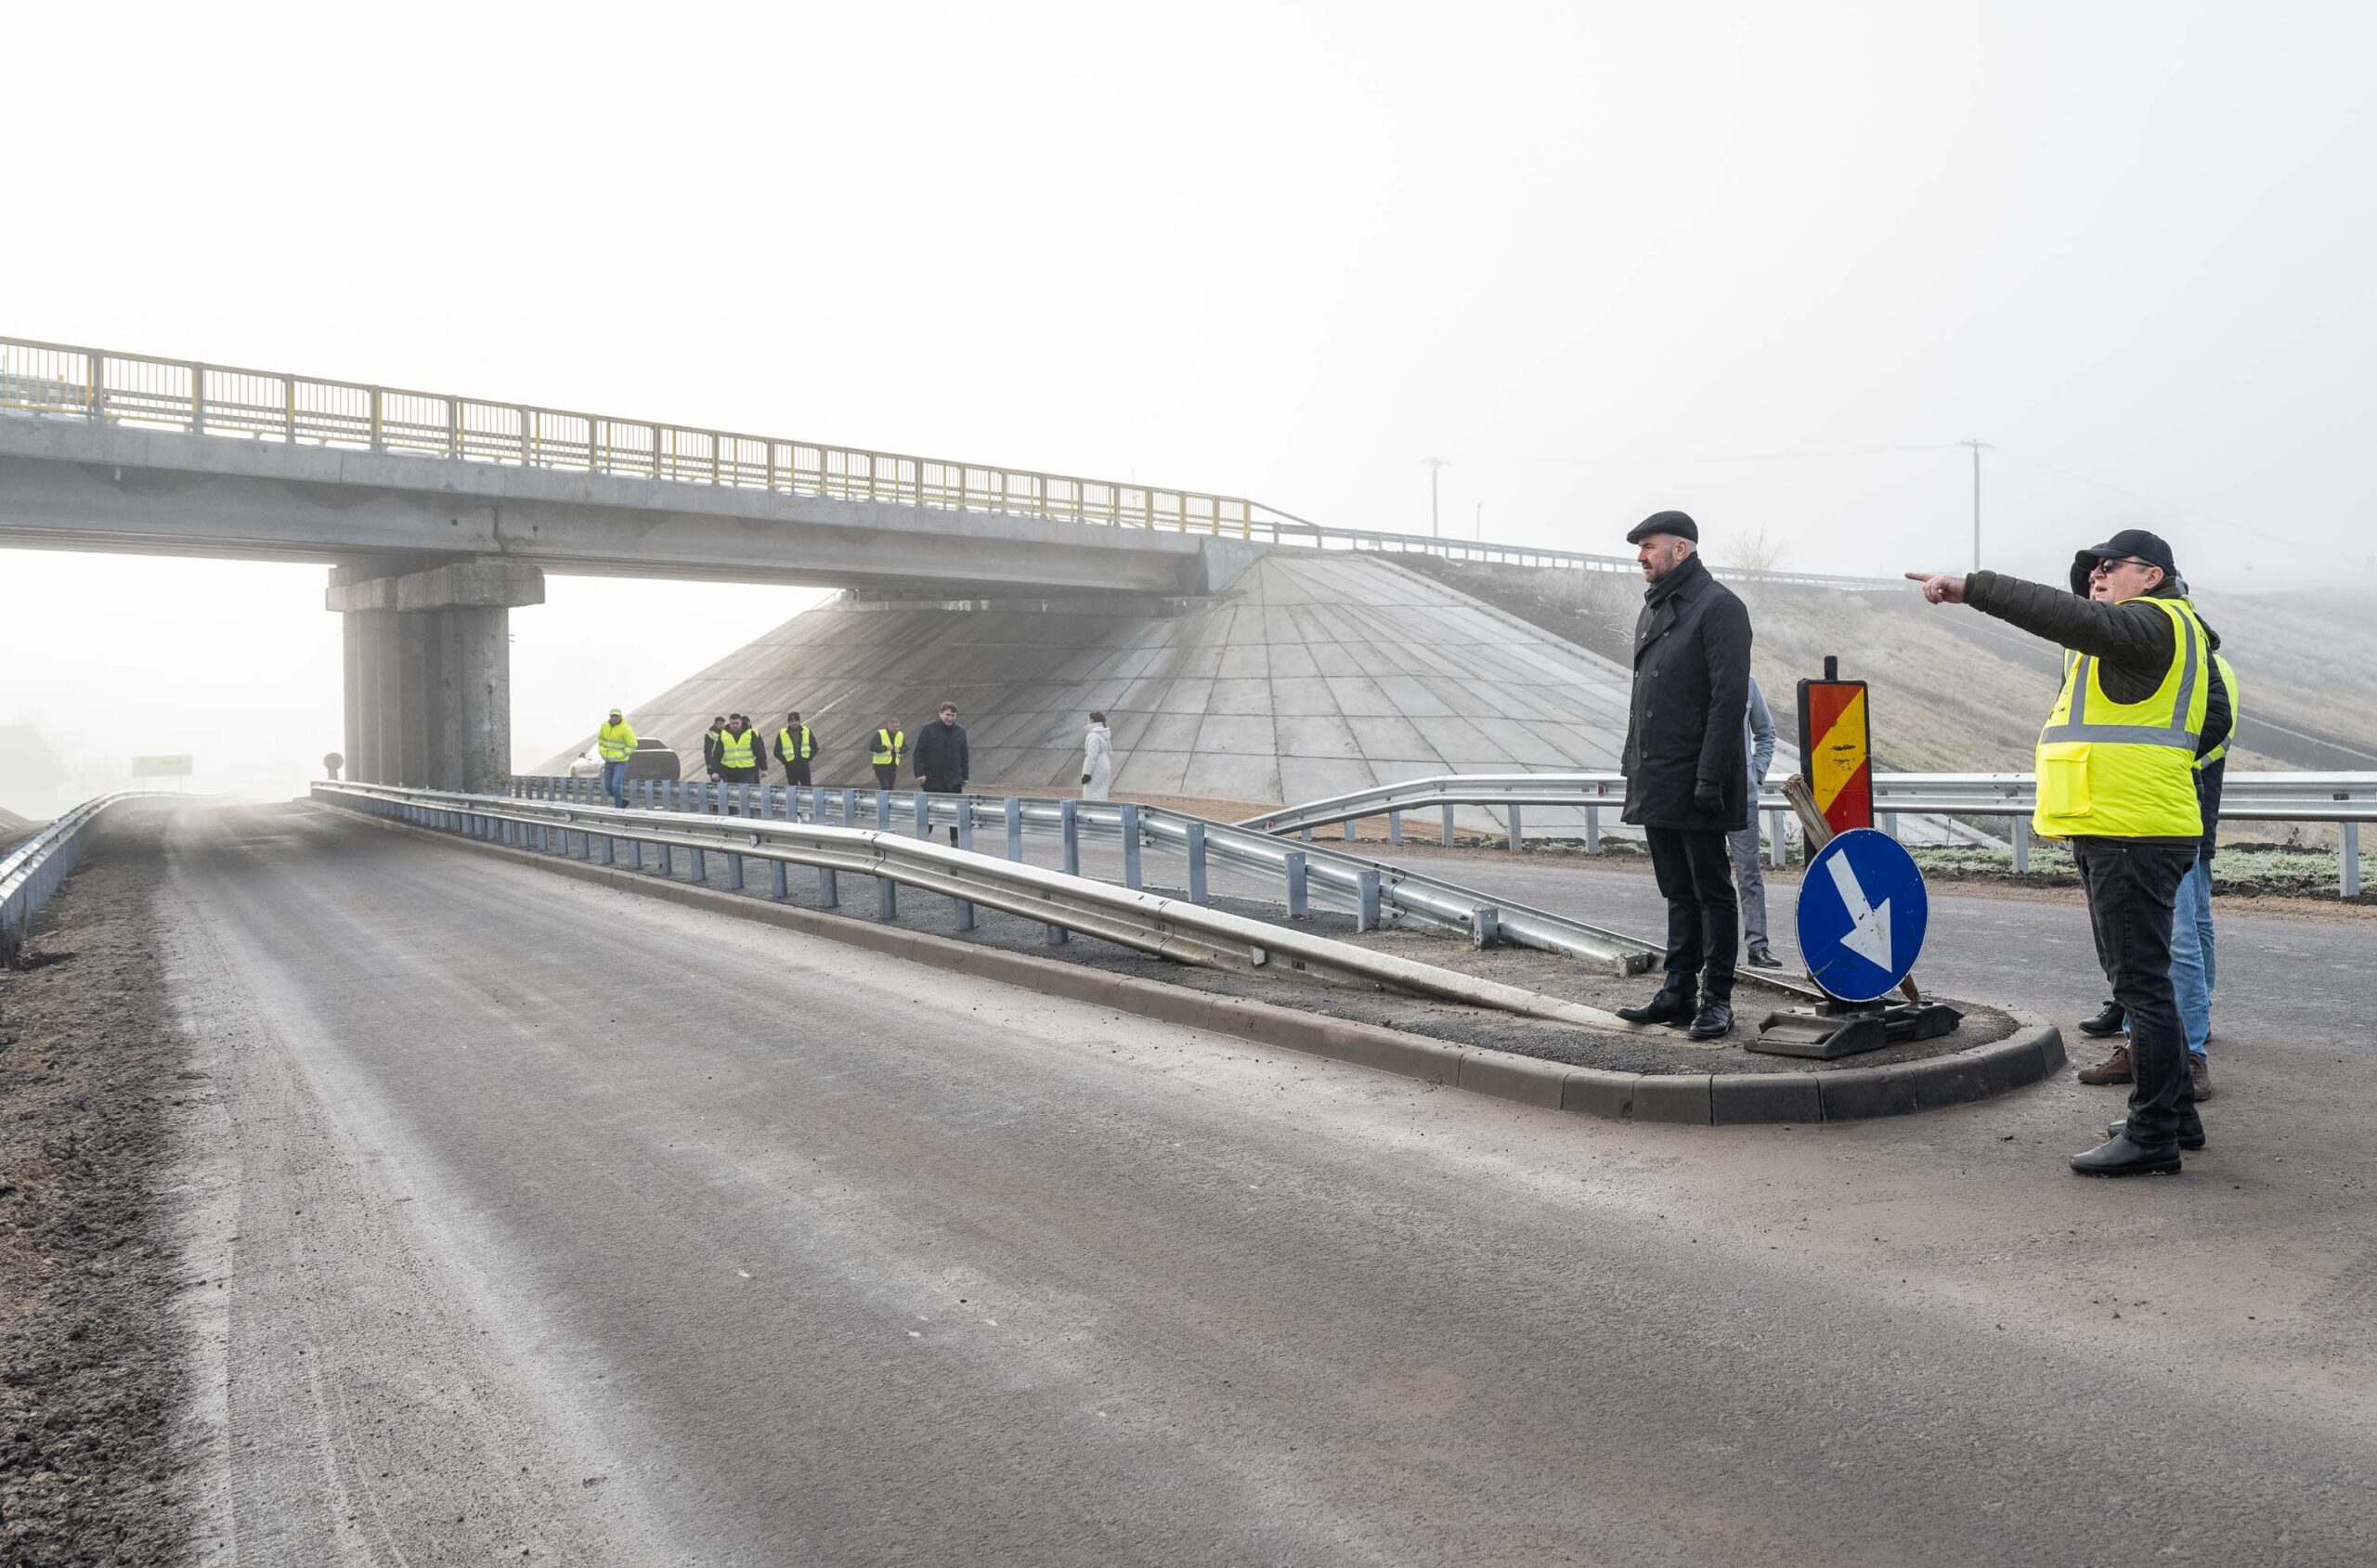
[330,804,2064,1127]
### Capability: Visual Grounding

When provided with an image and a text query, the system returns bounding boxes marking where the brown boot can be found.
[2189,1056,2213,1102]
[2077,1043,2134,1085]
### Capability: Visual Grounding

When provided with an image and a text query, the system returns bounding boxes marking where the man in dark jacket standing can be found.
[913,701,969,846]
[1615,512,1754,1040]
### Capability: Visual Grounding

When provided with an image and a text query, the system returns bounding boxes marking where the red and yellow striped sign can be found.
[1798,679,1873,836]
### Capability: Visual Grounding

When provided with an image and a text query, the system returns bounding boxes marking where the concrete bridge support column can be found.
[329,560,543,792]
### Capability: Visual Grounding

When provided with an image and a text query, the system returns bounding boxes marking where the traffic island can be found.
[324,802,2063,1125]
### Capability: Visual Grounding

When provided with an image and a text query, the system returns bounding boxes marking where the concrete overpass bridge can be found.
[0,334,1895,794]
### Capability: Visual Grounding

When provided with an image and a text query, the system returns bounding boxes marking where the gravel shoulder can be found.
[0,815,191,1565]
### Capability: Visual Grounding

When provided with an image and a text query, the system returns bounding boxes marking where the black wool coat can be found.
[912,720,970,792]
[1619,552,1754,832]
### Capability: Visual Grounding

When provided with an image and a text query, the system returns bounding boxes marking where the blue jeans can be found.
[601,759,629,809]
[2168,852,2214,1060]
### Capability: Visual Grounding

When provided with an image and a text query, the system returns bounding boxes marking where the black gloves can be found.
[1694,778,1723,816]
[1082,773,1092,784]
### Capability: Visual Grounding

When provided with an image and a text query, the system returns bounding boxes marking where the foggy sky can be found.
[4,1,2371,806]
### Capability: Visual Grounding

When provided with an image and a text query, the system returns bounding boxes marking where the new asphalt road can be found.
[162,804,2376,1564]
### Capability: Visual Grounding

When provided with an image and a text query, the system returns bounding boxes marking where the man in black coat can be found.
[912,701,969,846]
[1615,511,1754,1040]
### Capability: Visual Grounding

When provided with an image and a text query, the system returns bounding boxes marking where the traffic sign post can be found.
[1798,657,1872,837]
[1752,827,1963,1059]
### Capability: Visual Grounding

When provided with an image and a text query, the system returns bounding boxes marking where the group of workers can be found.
[1617,508,2238,1177]
[591,705,1119,845]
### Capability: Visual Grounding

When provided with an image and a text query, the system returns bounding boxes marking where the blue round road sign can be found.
[1796,828,1929,1003]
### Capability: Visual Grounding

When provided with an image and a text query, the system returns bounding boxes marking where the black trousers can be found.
[873,763,899,790]
[1644,826,1739,996]
[783,759,812,787]
[2073,838,2201,1152]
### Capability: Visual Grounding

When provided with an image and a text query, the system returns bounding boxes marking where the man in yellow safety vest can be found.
[1907,528,2228,1177]
[596,707,636,808]
[871,720,905,791]
[775,711,818,788]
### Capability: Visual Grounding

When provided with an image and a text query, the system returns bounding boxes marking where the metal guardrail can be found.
[0,793,162,963]
[312,783,1652,1033]
[0,335,1261,539]
[1240,771,2377,896]
[1,332,1914,591]
[508,774,1665,975]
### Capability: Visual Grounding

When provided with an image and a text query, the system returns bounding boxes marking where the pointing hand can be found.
[1903,571,1967,605]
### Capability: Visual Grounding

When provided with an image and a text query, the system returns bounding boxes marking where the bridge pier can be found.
[328,560,543,791]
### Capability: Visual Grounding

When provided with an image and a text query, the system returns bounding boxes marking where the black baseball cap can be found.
[2070,528,2178,595]
[1626,509,1698,545]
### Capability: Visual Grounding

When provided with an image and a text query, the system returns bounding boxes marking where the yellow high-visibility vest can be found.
[872,728,904,767]
[778,726,813,761]
[719,728,759,771]
[596,720,636,762]
[2033,595,2210,840]
[2197,654,2240,771]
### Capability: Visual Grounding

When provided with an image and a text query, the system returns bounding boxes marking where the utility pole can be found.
[1961,438,1992,571]
[1474,501,1482,540]
[1421,456,1451,538]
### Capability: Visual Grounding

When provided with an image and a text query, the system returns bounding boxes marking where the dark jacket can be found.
[701,727,724,775]
[1620,552,1753,832]
[769,726,820,767]
[913,720,969,793]
[1966,571,2230,844]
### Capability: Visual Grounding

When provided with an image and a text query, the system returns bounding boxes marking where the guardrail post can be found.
[1356,869,1381,932]
[819,865,838,908]
[1284,850,1309,918]
[1300,825,1313,843]
[1004,797,1023,862]
[1767,809,1787,869]
[1185,821,1208,904]
[727,850,746,890]
[1387,810,1401,846]
[1049,800,1078,944]
[2345,822,2362,899]
[1343,819,1357,842]
[770,860,787,899]
[1508,804,1524,852]
[1586,804,1602,854]
[1441,803,1456,848]
[878,869,897,921]
[843,788,859,828]
[602,835,616,866]
[691,847,708,883]
[2011,818,2030,875]
[1881,811,1900,841]
[913,793,929,837]
[1470,906,1500,948]
[658,842,673,876]
[953,809,977,929]
[630,837,643,871]
[1120,804,1142,890]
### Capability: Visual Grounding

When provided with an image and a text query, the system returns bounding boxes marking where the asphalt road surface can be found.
[162,804,2376,1564]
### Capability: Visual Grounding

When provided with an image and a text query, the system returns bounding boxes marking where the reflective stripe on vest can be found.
[872,729,904,766]
[597,721,635,762]
[2033,595,2209,840]
[720,729,758,770]
[2198,654,2240,771]
[778,726,813,761]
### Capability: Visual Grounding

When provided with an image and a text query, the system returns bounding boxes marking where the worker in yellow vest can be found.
[718,715,761,784]
[774,711,818,788]
[1907,528,2228,1177]
[595,707,637,808]
[870,720,905,791]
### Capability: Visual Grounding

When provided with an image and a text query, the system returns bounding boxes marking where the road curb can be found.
[331,805,2064,1126]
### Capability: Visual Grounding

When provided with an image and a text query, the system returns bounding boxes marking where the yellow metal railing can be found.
[0,335,1258,538]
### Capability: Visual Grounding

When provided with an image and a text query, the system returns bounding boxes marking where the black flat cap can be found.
[1627,510,1698,545]
[2070,527,2178,595]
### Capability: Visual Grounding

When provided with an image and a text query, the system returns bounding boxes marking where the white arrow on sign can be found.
[1825,849,1895,970]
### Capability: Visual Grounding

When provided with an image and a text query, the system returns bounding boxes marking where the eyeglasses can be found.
[2089,557,2150,577]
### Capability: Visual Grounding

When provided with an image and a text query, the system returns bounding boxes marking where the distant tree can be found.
[1726,525,1788,574]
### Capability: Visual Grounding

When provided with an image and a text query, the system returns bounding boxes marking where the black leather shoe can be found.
[1617,985,1697,1026]
[1745,947,1782,968]
[2108,1121,2204,1151]
[1687,1001,1734,1040]
[2078,1001,2126,1038]
[2070,1133,2181,1176]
